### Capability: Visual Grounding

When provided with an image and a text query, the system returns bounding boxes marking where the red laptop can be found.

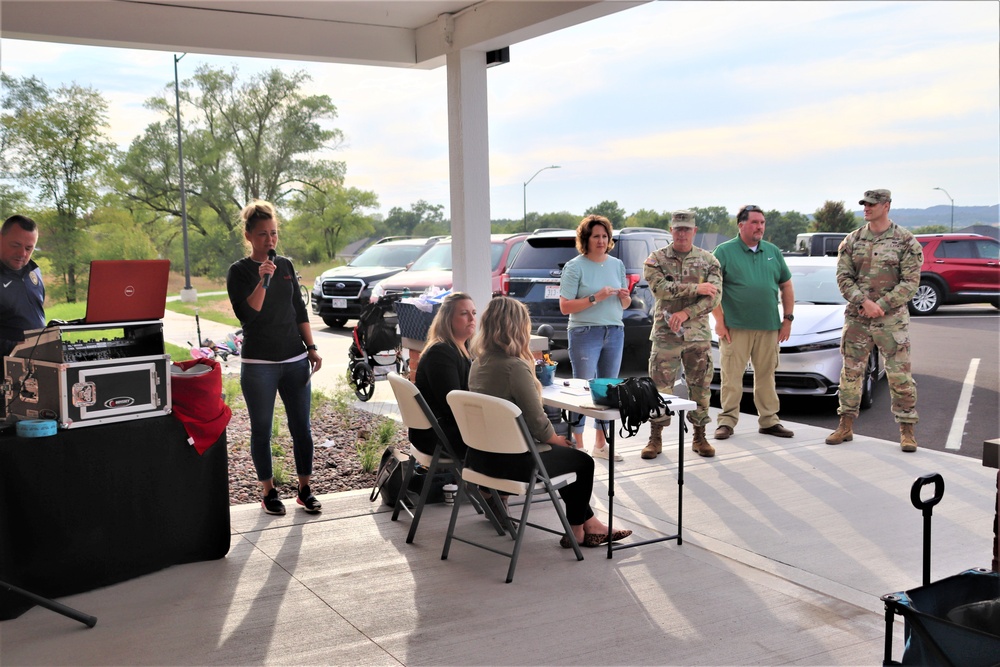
[83,260,171,324]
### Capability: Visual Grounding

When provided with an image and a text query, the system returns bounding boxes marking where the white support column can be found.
[446,49,492,311]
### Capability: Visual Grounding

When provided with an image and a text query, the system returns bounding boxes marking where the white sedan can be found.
[709,256,885,409]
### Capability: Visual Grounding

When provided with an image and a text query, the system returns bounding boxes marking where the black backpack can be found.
[607,377,674,438]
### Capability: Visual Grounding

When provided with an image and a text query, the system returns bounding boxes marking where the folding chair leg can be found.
[546,482,584,561]
[392,456,418,522]
[404,463,439,544]
[468,485,507,536]
[441,482,466,561]
[505,489,534,583]
[401,446,452,544]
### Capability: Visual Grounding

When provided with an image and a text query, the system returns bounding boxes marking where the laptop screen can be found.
[84,260,171,324]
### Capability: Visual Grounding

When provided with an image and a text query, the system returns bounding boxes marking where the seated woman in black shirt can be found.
[409,292,477,460]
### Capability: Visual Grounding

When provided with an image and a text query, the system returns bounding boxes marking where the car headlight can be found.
[313,276,322,289]
[784,338,840,353]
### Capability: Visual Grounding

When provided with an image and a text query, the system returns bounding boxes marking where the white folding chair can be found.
[386,373,504,543]
[443,390,584,583]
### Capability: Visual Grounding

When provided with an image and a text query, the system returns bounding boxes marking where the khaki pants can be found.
[718,328,781,429]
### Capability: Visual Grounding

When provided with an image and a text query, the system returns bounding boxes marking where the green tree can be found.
[689,206,735,238]
[117,65,345,277]
[380,200,446,237]
[913,225,948,234]
[811,200,860,233]
[585,200,626,228]
[764,210,810,251]
[625,208,669,229]
[89,206,158,261]
[0,185,30,220]
[286,182,378,261]
[1,74,118,301]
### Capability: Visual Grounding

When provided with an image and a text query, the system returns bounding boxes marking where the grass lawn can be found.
[164,293,240,328]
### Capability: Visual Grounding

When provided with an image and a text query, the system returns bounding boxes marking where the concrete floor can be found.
[2,413,996,666]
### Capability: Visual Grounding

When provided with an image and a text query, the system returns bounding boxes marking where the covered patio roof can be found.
[1,0,648,306]
[1,1,644,69]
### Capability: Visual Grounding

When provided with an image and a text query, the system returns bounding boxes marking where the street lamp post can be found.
[523,165,560,232]
[175,53,196,303]
[932,187,954,233]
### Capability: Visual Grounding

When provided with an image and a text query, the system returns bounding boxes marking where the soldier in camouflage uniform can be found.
[642,210,723,459]
[827,189,923,452]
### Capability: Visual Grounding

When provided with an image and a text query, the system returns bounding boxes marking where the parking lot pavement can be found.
[162,308,392,402]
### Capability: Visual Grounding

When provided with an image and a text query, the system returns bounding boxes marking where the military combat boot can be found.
[900,423,917,452]
[641,420,667,459]
[691,425,715,457]
[825,415,854,445]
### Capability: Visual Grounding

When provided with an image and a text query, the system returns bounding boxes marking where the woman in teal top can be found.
[559,215,631,461]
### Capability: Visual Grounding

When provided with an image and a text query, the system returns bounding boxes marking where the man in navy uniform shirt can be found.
[0,214,45,359]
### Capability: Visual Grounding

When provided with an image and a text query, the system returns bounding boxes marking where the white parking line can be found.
[945,358,980,450]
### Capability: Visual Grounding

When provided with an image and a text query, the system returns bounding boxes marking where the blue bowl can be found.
[535,362,558,387]
[588,378,622,406]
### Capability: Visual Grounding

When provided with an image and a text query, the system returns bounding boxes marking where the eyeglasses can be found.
[737,204,763,222]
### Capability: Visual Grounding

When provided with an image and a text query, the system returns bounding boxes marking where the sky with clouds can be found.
[1,0,997,222]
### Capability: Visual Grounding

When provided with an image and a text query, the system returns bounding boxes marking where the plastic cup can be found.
[442,483,458,505]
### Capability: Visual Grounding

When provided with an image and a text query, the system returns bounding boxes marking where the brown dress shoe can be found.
[759,424,794,438]
[714,424,733,440]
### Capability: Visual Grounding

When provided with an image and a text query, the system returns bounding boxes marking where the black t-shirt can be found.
[227,255,309,361]
[410,341,471,459]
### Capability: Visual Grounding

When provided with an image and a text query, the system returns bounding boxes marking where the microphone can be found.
[262,249,277,289]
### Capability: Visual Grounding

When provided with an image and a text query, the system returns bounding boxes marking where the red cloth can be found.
[170,359,232,455]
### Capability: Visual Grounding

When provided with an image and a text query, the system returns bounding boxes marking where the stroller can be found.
[348,293,408,401]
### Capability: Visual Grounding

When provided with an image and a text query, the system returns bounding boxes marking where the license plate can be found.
[544,285,560,299]
[330,298,347,309]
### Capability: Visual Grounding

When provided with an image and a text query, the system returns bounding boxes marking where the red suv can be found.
[909,233,1000,315]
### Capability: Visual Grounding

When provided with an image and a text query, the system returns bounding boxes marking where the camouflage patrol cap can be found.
[859,189,891,205]
[670,210,697,228]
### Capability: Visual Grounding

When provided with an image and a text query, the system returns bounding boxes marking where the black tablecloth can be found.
[0,416,230,620]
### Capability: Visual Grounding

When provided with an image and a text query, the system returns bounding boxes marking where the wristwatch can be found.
[588,295,597,304]
[306,344,318,351]
[783,314,794,322]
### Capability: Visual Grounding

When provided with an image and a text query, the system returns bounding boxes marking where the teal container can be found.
[588,378,623,406]
[536,362,558,387]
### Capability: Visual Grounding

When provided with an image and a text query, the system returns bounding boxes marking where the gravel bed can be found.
[226,398,410,506]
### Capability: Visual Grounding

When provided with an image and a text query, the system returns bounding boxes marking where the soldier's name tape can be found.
[16,419,58,438]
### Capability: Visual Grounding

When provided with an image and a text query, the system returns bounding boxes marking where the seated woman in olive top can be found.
[467,297,631,548]
[409,292,477,460]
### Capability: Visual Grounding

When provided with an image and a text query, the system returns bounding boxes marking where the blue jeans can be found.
[240,358,314,482]
[567,325,624,434]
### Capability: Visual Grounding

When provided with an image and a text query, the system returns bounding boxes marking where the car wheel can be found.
[859,350,878,410]
[323,316,349,328]
[909,281,941,315]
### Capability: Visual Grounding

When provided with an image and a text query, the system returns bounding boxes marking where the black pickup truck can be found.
[791,233,848,256]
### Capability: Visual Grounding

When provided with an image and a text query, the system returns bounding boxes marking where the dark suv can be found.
[311,236,441,327]
[504,227,672,358]
[909,233,1000,315]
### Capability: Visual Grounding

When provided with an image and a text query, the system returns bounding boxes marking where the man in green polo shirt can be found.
[712,205,795,440]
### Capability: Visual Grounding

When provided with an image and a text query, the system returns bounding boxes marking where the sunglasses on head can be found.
[737,204,763,222]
